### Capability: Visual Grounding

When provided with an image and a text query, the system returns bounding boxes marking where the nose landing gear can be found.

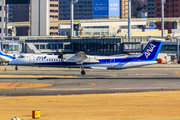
[80,65,86,75]
[15,65,18,71]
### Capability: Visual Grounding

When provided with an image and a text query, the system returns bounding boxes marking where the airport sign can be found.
[93,0,109,16]
[109,0,119,16]
[32,110,41,119]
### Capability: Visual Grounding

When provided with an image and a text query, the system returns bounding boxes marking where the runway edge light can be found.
[32,110,41,119]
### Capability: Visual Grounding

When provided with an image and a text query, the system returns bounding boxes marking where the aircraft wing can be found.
[75,51,88,59]
[65,52,99,63]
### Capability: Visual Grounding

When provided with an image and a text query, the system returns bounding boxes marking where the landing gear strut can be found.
[15,65,18,71]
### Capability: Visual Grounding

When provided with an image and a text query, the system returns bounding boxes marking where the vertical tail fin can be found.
[139,38,165,61]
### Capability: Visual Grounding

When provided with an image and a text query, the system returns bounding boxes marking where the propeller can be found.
[13,54,16,59]
[58,50,63,64]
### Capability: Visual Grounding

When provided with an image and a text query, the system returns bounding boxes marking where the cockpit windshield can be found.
[17,55,25,58]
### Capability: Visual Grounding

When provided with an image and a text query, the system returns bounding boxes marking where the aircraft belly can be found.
[85,64,110,68]
[115,61,157,68]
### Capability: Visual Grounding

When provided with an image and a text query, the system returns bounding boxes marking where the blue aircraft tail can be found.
[139,38,164,61]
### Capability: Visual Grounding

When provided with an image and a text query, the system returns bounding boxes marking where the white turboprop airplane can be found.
[9,38,165,75]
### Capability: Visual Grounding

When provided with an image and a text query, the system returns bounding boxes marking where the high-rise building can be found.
[50,0,59,35]
[8,4,13,22]
[120,0,128,19]
[147,0,155,18]
[155,0,178,33]
[31,0,50,36]
[0,0,6,36]
[13,4,30,22]
[59,0,93,20]
[59,0,128,20]
[9,0,59,36]
[31,0,59,36]
[13,4,30,36]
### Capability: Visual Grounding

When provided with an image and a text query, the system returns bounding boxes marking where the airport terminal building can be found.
[0,36,179,60]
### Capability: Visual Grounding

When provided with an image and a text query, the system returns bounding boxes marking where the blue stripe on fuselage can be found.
[32,57,153,66]
[0,52,14,60]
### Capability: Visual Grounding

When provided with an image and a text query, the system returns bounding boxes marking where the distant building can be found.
[13,4,30,36]
[49,0,59,36]
[138,12,147,18]
[8,4,13,22]
[13,4,29,22]
[0,0,6,36]
[147,0,155,18]
[155,0,178,33]
[10,0,59,36]
[59,0,128,20]
[120,0,128,19]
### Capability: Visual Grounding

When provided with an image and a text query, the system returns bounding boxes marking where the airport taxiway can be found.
[0,64,180,96]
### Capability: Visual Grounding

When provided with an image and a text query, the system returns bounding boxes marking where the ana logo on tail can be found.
[145,43,156,59]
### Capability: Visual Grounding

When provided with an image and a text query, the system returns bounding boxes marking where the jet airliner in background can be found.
[9,38,165,75]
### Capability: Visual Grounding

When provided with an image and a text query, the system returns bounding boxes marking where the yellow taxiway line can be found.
[0,75,78,78]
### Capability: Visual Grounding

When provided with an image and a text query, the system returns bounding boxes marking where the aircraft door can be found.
[110,59,115,68]
[29,55,34,64]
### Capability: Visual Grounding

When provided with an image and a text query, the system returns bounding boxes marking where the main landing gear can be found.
[81,70,86,75]
[80,65,86,75]
[15,65,18,71]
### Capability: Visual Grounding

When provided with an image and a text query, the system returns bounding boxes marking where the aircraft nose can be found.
[9,60,16,65]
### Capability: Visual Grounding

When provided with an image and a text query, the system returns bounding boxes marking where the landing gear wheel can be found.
[15,66,18,71]
[81,70,86,75]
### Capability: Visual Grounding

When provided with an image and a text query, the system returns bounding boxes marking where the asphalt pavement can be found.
[0,64,180,96]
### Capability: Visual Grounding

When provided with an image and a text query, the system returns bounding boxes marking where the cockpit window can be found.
[17,55,25,58]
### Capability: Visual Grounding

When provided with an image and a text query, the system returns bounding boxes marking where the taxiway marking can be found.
[175,71,180,77]
[127,73,170,76]
[0,75,78,78]
[38,87,169,91]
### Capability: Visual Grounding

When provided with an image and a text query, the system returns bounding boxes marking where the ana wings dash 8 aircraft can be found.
[9,38,164,75]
